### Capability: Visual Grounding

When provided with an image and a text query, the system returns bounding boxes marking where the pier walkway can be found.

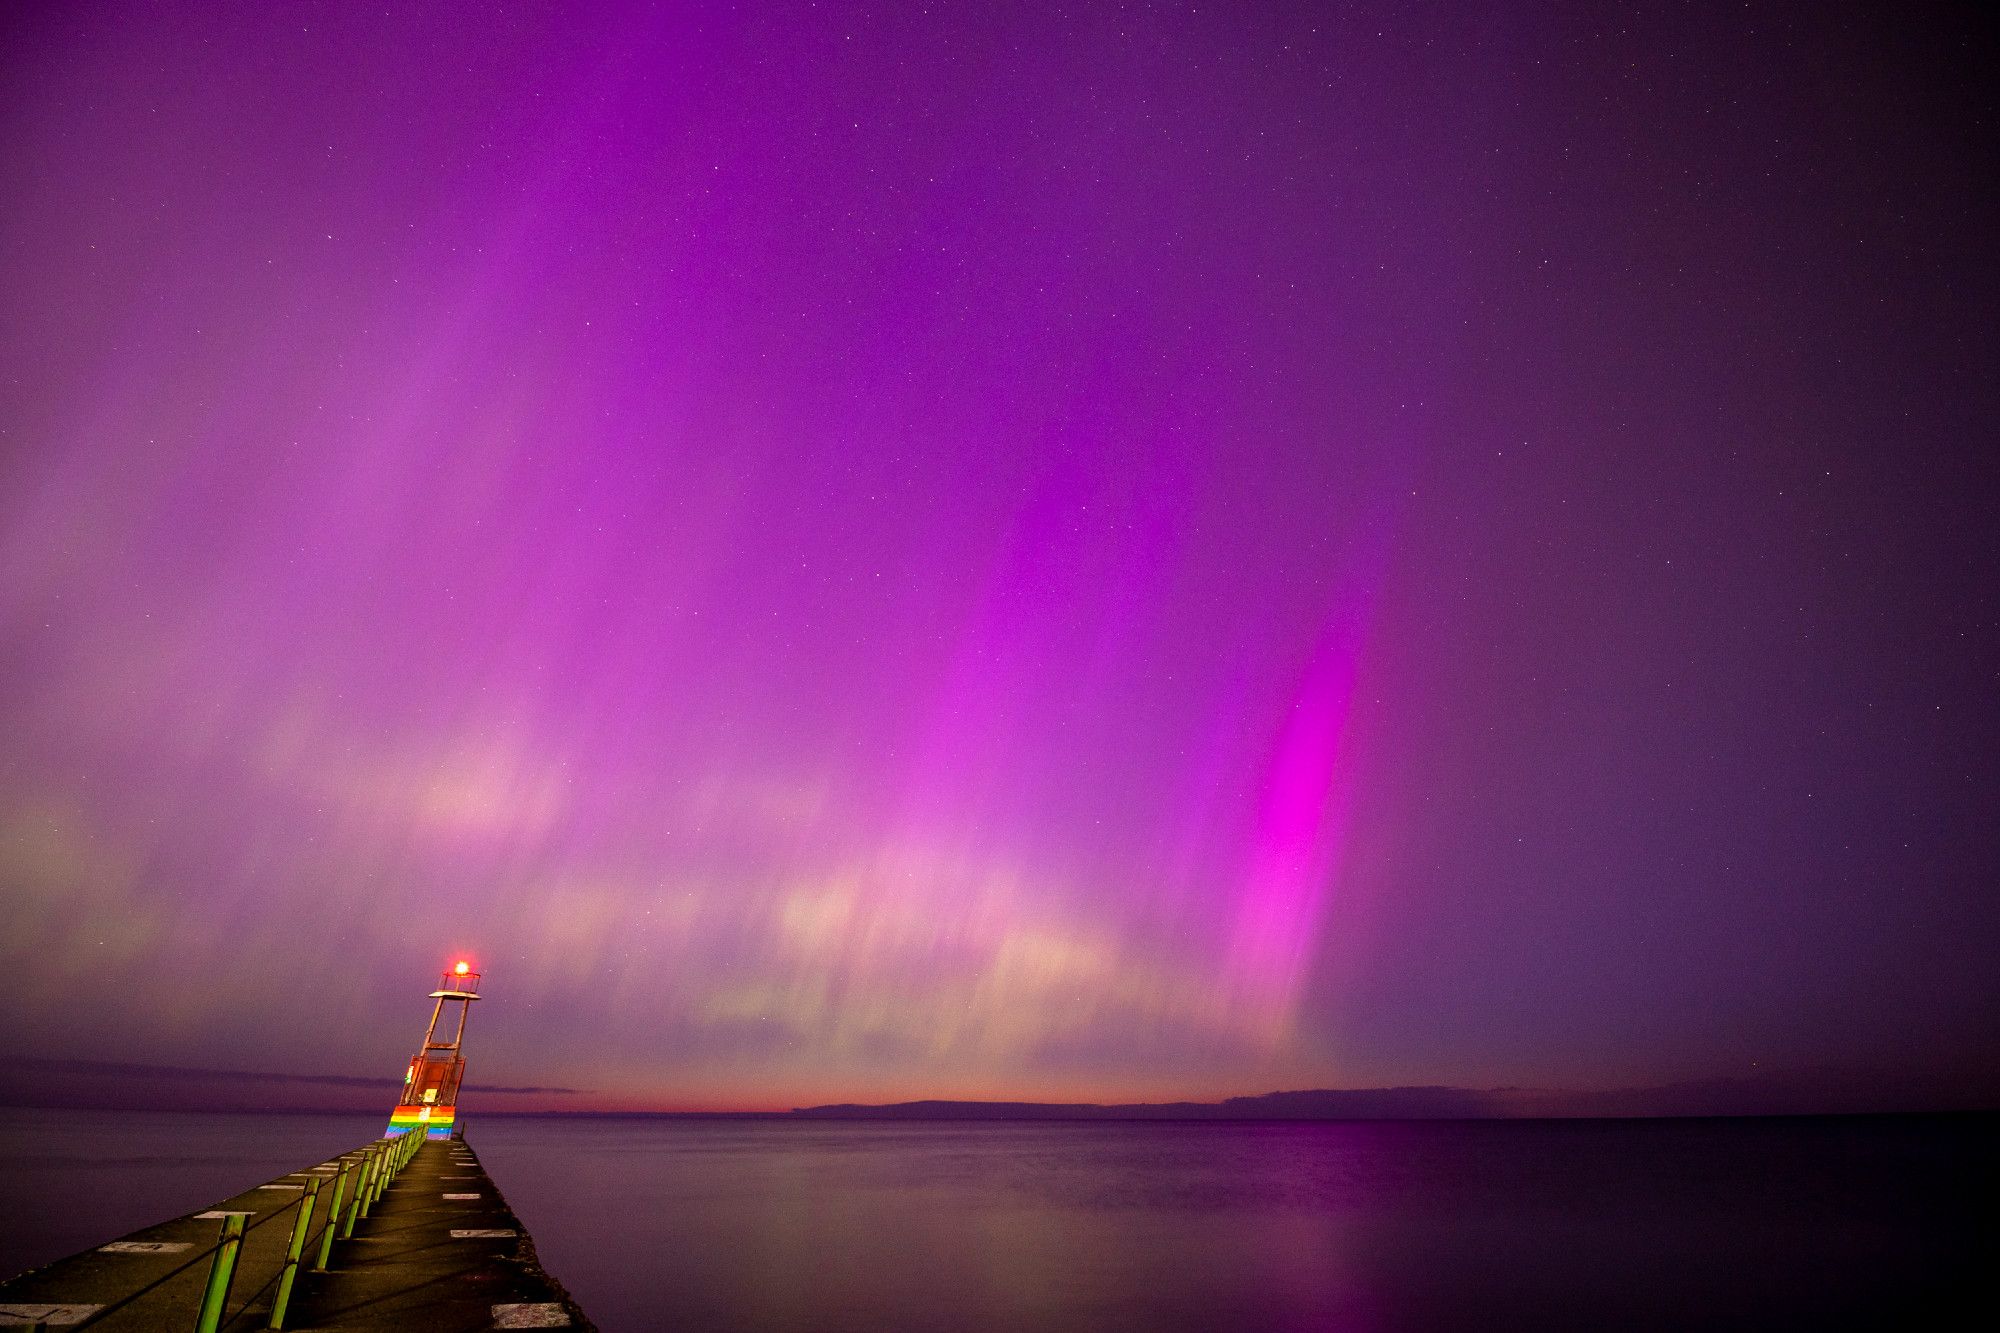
[287,1137,585,1331]
[0,1135,590,1332]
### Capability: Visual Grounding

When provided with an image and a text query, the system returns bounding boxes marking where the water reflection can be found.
[0,1113,1981,1331]
[468,1116,1985,1332]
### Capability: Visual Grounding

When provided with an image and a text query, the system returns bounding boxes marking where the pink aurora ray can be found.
[1227,605,1371,1038]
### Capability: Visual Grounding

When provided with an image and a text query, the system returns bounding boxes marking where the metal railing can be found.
[21,1127,435,1333]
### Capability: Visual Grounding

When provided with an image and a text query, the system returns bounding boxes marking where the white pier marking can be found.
[195,1210,255,1219]
[450,1229,517,1239]
[493,1302,572,1328]
[0,1305,105,1325]
[257,1184,305,1191]
[101,1241,193,1254]
[444,1192,480,1200]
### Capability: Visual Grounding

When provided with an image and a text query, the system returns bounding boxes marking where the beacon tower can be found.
[387,962,481,1139]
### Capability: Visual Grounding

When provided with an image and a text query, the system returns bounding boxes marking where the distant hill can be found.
[791,1087,1509,1120]
[793,1067,2000,1120]
[5,1054,1992,1118]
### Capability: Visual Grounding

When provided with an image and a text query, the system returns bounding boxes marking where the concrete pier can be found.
[287,1137,588,1331]
[0,1137,591,1332]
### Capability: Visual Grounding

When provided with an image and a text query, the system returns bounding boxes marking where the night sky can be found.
[2,2,1994,1112]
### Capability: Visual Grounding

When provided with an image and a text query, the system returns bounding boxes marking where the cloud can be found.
[4,1056,584,1097]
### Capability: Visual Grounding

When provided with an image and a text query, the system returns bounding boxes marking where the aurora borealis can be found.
[2,2,1994,1112]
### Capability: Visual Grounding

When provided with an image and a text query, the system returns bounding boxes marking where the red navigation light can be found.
[454,961,470,976]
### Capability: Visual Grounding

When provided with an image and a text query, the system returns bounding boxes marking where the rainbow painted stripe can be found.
[386,1104,457,1139]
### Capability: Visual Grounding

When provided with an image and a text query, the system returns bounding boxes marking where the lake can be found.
[0,1109,1986,1330]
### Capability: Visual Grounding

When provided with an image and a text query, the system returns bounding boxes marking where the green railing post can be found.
[315,1165,350,1269]
[193,1213,246,1333]
[362,1143,386,1217]
[266,1176,320,1329]
[344,1153,373,1235]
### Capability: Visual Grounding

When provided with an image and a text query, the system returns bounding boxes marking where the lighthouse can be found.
[386,961,482,1139]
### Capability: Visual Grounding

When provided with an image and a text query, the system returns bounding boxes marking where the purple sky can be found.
[2,2,1994,1111]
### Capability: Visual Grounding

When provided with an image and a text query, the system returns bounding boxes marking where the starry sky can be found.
[2,2,1994,1112]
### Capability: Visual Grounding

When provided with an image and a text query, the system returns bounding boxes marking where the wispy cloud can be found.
[11,1056,584,1096]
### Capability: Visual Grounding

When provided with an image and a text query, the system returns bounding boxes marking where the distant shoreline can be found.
[6,1058,1996,1120]
[10,1103,1992,1125]
[472,1106,2000,1124]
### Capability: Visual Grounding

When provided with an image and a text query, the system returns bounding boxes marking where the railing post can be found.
[365,1142,388,1215]
[345,1153,374,1235]
[315,1165,350,1269]
[192,1213,245,1333]
[266,1176,320,1329]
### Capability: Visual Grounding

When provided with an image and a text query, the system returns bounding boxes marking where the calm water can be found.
[1,1110,1988,1331]
[0,1108,381,1281]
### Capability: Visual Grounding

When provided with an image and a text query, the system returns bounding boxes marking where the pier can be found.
[0,1131,590,1330]
[0,967,585,1330]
